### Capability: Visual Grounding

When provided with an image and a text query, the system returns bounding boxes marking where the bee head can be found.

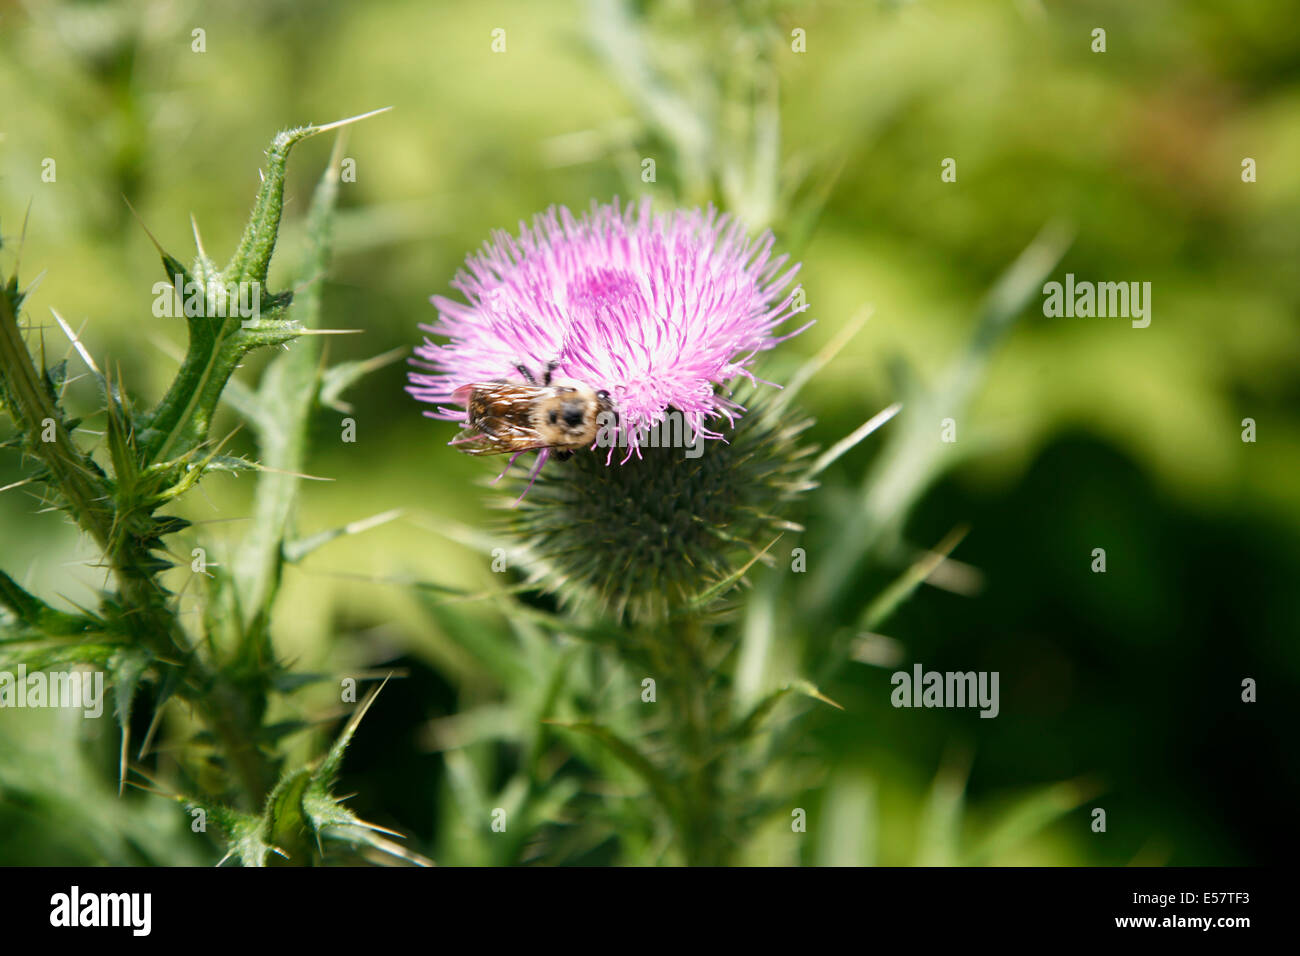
[560,402,587,429]
[533,386,595,444]
[529,380,617,450]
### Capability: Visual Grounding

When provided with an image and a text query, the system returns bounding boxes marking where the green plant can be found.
[397,1,1085,867]
[0,109,421,866]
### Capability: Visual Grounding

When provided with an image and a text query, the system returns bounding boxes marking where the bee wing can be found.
[467,381,550,405]
[450,380,540,408]
[450,423,550,456]
[450,382,551,455]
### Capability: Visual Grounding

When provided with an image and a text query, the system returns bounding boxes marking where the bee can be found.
[450,360,614,461]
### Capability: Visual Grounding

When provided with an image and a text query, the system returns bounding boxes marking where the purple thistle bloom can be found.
[407,197,811,464]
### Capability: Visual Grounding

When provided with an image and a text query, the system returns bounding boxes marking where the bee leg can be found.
[553,449,573,462]
[542,359,560,386]
[515,364,538,385]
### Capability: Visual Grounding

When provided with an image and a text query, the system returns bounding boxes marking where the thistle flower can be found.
[409,198,816,622]
[407,198,811,457]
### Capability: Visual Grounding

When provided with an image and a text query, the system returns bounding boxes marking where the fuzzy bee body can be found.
[450,363,613,458]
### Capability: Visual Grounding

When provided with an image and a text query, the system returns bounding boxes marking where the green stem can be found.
[0,289,113,544]
[665,616,729,866]
[96,518,275,807]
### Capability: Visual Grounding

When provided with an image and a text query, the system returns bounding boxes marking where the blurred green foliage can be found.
[1,0,1296,865]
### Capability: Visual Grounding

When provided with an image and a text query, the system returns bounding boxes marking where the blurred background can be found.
[1,0,1296,865]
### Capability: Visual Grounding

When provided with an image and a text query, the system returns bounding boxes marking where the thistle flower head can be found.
[514,388,816,622]
[407,198,810,454]
[410,199,818,623]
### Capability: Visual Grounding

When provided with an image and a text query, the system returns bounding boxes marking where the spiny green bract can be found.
[185,683,428,867]
[509,391,817,623]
